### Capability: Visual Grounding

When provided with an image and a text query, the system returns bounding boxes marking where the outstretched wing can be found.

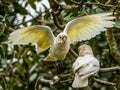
[64,13,115,43]
[8,25,55,53]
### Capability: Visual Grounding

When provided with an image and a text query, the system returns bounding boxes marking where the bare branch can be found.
[69,0,83,5]
[93,78,116,86]
[59,73,74,78]
[51,0,117,10]
[60,79,73,83]
[113,86,118,90]
[100,66,120,72]
[105,0,112,5]
[51,11,64,29]
[48,0,65,29]
[69,48,79,58]
[35,66,120,87]
[35,76,57,89]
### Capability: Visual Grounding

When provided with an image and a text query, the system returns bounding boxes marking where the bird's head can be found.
[56,32,68,44]
[78,44,93,56]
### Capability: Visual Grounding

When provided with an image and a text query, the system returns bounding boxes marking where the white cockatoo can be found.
[72,44,100,88]
[8,13,115,61]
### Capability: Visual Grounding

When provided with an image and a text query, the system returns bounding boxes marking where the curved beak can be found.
[63,37,66,41]
[62,36,67,43]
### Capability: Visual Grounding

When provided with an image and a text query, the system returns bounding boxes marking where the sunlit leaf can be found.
[0,24,5,36]
[95,8,104,13]
[7,16,15,22]
[118,0,120,3]
[71,8,78,16]
[114,21,120,28]
[0,15,3,19]
[29,73,37,82]
[29,63,38,74]
[79,5,86,16]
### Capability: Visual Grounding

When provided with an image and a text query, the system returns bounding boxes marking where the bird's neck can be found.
[79,53,93,57]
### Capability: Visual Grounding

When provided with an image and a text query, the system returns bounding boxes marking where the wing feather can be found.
[64,12,115,43]
[8,25,55,53]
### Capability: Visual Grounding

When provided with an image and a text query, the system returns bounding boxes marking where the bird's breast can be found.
[50,42,70,60]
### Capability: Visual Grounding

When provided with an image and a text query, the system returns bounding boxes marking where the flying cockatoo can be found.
[8,13,115,61]
[72,44,100,88]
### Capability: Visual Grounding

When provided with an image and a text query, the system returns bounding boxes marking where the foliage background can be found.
[0,0,120,90]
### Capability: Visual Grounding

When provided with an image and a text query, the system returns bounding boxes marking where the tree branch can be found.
[48,0,65,29]
[93,78,116,86]
[52,0,118,10]
[100,66,120,72]
[35,66,120,89]
[69,48,79,58]
[51,11,64,29]
[105,29,120,64]
[35,76,55,86]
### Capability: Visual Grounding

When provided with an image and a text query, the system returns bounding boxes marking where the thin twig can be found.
[69,0,83,5]
[93,78,116,86]
[51,11,64,29]
[105,0,112,5]
[51,6,63,15]
[59,73,74,78]
[52,0,117,10]
[69,48,78,58]
[35,76,57,88]
[60,79,73,83]
[113,86,118,90]
[16,8,51,26]
[100,66,120,72]
[106,29,120,64]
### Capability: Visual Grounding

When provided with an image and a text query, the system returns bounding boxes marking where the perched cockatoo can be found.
[72,44,100,88]
[8,13,115,61]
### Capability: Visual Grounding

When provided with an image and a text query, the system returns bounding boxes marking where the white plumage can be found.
[8,12,115,61]
[72,45,100,88]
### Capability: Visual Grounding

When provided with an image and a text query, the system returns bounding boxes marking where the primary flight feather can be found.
[8,12,115,61]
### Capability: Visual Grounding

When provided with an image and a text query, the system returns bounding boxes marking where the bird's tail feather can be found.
[72,74,88,88]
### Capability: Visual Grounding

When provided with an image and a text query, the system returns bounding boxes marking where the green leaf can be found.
[64,15,74,21]
[13,2,27,15]
[7,16,15,22]
[79,5,86,16]
[101,86,107,90]
[0,24,5,36]
[114,21,120,28]
[29,73,37,82]
[28,0,36,9]
[95,8,104,13]
[29,63,38,74]
[71,8,78,16]
[118,0,120,3]
[0,45,6,58]
[0,15,4,19]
